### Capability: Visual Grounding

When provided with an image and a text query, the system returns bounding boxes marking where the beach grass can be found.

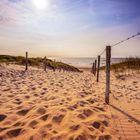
[100,57,140,80]
[0,55,81,72]
[100,57,140,72]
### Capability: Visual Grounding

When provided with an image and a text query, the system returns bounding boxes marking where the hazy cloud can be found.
[0,0,140,57]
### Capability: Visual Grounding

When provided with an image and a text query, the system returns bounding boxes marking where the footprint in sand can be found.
[102,120,109,127]
[87,98,97,104]
[52,130,58,134]
[40,92,46,95]
[52,114,64,123]
[83,109,93,117]
[67,104,77,111]
[3,88,11,92]
[40,114,49,121]
[42,87,47,91]
[36,107,46,115]
[77,113,86,120]
[69,124,80,131]
[13,100,22,105]
[13,121,25,127]
[29,120,38,129]
[92,121,101,129]
[77,109,93,119]
[31,87,36,90]
[33,93,39,97]
[45,123,52,130]
[6,128,23,138]
[7,94,14,98]
[0,114,7,122]
[79,101,88,107]
[24,95,30,99]
[16,109,30,116]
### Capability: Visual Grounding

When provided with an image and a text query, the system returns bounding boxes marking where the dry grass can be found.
[0,55,81,72]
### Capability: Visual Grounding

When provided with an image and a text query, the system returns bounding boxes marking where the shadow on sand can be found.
[110,104,140,125]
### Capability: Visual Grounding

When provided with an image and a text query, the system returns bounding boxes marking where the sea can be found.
[48,57,125,68]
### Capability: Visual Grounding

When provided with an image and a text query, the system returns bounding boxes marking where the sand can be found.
[98,70,140,140]
[0,64,140,140]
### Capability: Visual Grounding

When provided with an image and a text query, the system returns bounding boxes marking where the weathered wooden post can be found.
[92,62,95,74]
[44,56,47,72]
[94,59,97,75]
[25,52,28,71]
[105,46,111,104]
[97,55,100,82]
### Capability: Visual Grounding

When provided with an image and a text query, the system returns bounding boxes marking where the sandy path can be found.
[0,64,115,140]
[0,64,140,140]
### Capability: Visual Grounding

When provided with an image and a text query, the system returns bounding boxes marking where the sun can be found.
[32,0,49,10]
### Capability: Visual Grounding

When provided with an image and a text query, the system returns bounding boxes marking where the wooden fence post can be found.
[105,46,111,104]
[94,59,97,75]
[44,56,47,72]
[25,52,28,71]
[97,55,100,82]
[92,63,95,74]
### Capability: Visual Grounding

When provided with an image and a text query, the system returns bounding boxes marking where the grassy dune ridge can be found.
[100,57,140,72]
[0,55,81,72]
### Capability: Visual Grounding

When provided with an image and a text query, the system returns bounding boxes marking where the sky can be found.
[0,0,140,57]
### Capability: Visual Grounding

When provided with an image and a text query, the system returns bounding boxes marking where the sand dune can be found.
[0,64,140,140]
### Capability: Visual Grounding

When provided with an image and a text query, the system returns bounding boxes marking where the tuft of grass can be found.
[100,57,140,72]
[0,55,82,72]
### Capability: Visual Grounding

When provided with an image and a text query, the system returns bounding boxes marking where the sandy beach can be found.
[0,0,140,139]
[0,64,140,140]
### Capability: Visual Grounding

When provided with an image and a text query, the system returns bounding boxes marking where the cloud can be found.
[0,0,140,57]
[0,0,48,26]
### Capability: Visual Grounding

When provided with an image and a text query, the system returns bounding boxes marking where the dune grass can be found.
[110,58,140,72]
[0,55,81,72]
[99,58,140,80]
[100,58,140,72]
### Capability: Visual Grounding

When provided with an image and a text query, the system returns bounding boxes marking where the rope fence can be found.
[91,32,140,139]
[91,32,140,104]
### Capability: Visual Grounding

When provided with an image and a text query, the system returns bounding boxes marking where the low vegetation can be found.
[100,58,140,80]
[100,57,140,72]
[0,55,82,72]
[110,57,140,72]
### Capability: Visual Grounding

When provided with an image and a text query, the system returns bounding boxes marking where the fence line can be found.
[92,32,140,103]
[91,32,140,139]
[23,32,140,104]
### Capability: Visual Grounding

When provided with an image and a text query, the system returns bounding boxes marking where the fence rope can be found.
[111,32,140,47]
[99,48,106,56]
